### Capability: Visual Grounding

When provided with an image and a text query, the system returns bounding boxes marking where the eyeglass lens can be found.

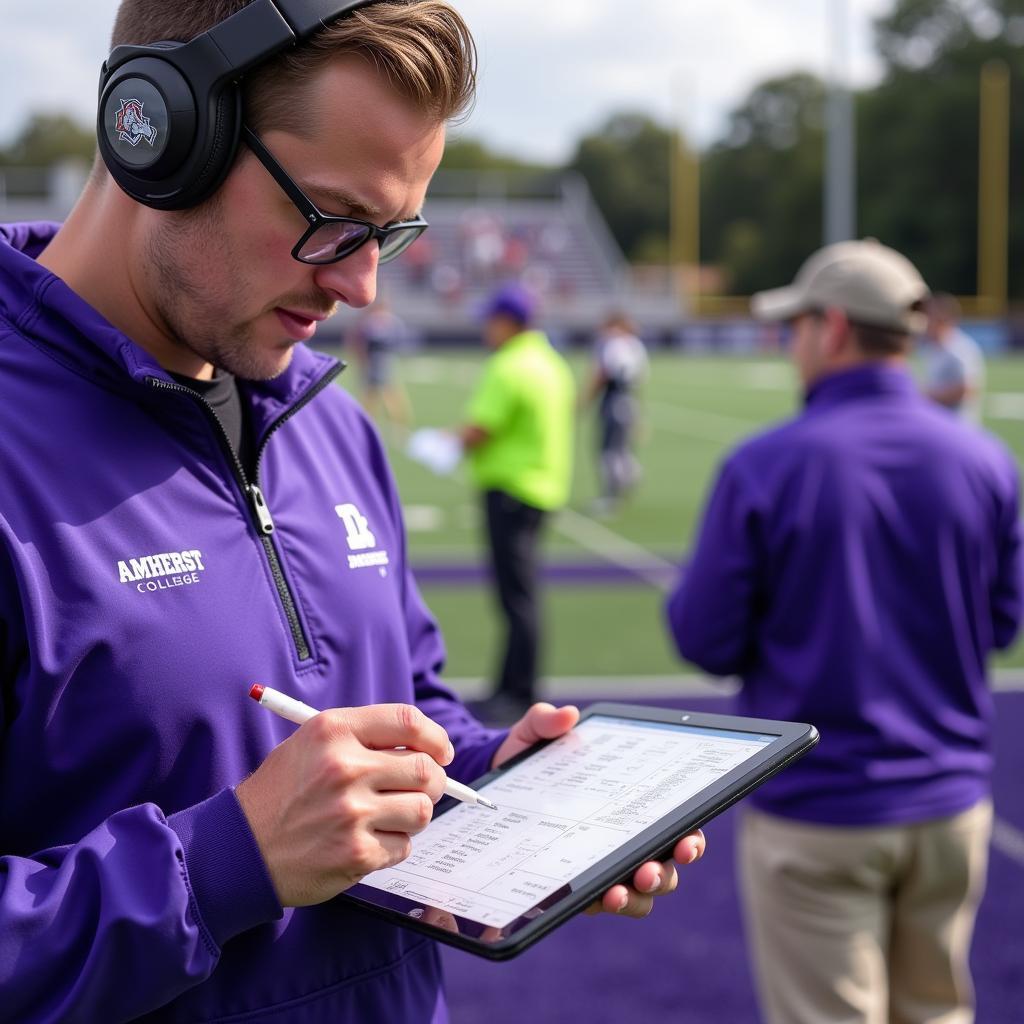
[297,221,424,265]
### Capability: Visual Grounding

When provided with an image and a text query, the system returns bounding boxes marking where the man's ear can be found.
[822,306,852,358]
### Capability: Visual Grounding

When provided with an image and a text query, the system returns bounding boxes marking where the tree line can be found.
[446,0,1024,301]
[3,0,1021,300]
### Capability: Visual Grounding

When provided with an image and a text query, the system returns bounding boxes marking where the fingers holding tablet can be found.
[491,701,580,769]
[586,828,703,918]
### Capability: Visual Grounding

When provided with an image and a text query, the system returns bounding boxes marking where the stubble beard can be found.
[145,201,295,382]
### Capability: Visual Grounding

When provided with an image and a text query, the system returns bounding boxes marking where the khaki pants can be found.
[739,801,992,1024]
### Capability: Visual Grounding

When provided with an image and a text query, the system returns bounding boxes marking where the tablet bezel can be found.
[341,701,819,960]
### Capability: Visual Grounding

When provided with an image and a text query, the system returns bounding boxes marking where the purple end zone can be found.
[442,693,1024,1024]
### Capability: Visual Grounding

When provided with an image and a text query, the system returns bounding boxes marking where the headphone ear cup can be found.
[168,83,242,210]
[97,47,242,211]
[98,53,196,205]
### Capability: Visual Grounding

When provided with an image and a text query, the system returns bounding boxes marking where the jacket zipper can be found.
[147,364,344,662]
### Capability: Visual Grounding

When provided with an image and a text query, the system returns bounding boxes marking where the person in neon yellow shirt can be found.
[458,283,575,725]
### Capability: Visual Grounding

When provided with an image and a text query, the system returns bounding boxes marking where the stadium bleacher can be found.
[361,168,688,344]
[1,162,689,345]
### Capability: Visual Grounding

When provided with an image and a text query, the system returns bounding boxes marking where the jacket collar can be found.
[804,363,918,412]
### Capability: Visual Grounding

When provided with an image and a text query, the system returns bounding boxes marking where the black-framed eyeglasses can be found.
[242,126,429,266]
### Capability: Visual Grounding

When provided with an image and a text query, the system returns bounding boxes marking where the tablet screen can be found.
[353,714,778,933]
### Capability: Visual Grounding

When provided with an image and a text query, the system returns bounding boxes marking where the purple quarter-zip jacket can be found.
[666,364,1024,825]
[0,222,505,1023]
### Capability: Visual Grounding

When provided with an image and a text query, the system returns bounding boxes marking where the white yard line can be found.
[401,356,481,386]
[395,429,683,586]
[993,672,1024,692]
[985,392,1024,420]
[444,673,738,700]
[551,506,680,591]
[395,445,685,569]
[647,401,764,444]
[737,363,795,391]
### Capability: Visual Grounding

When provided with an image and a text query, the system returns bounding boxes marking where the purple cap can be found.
[479,282,536,325]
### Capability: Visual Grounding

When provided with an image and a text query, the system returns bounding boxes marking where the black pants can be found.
[483,489,547,702]
[598,393,639,500]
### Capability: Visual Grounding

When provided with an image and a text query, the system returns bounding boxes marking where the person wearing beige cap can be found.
[751,237,930,329]
[665,238,1023,1024]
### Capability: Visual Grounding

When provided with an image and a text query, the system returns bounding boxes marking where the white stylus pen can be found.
[248,684,497,810]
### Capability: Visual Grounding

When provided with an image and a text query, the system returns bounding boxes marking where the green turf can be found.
[421,585,685,680]
[330,348,1024,678]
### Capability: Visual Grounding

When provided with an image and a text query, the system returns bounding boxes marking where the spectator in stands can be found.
[430,261,464,306]
[581,311,648,517]
[459,209,505,284]
[500,229,530,277]
[665,239,1023,1024]
[346,299,413,443]
[920,292,986,422]
[457,283,575,726]
[538,221,569,260]
[522,262,554,300]
[402,234,435,290]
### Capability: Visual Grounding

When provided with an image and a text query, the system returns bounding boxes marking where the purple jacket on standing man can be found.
[666,364,1024,825]
[0,222,504,1022]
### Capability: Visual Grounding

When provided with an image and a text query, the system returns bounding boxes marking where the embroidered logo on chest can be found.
[117,549,206,593]
[335,504,390,573]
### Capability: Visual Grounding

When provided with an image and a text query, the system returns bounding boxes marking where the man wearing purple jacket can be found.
[0,2,704,1022]
[666,239,1023,1024]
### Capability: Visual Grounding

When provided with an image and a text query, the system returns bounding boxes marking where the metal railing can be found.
[0,161,90,221]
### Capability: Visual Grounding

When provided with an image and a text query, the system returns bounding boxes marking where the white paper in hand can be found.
[406,428,463,476]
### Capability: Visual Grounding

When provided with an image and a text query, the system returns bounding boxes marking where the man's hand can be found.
[236,704,452,908]
[582,830,705,918]
[458,423,490,450]
[491,700,580,767]
[492,702,707,919]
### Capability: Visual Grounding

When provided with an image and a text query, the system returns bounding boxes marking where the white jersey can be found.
[921,327,985,422]
[596,332,648,389]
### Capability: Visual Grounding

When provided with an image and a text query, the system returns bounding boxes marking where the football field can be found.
[330,347,1024,686]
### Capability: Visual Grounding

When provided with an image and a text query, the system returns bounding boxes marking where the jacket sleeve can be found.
[0,789,282,1024]
[665,456,762,677]
[0,538,281,1023]
[990,455,1024,651]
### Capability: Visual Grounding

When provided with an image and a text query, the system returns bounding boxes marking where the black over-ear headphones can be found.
[97,0,381,210]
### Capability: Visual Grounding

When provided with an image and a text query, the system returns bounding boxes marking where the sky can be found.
[1,0,894,162]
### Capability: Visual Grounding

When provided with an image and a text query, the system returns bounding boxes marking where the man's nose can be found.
[313,241,379,309]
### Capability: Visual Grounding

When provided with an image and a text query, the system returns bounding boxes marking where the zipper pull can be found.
[249,484,276,535]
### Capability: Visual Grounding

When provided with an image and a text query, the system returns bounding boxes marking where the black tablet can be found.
[342,702,819,960]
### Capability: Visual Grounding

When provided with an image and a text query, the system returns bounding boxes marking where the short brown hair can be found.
[927,292,963,323]
[850,318,915,356]
[109,0,477,130]
[603,311,637,335]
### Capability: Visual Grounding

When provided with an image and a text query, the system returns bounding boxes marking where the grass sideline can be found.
[328,348,1024,681]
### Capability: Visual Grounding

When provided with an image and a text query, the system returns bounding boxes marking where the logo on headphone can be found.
[114,98,158,148]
